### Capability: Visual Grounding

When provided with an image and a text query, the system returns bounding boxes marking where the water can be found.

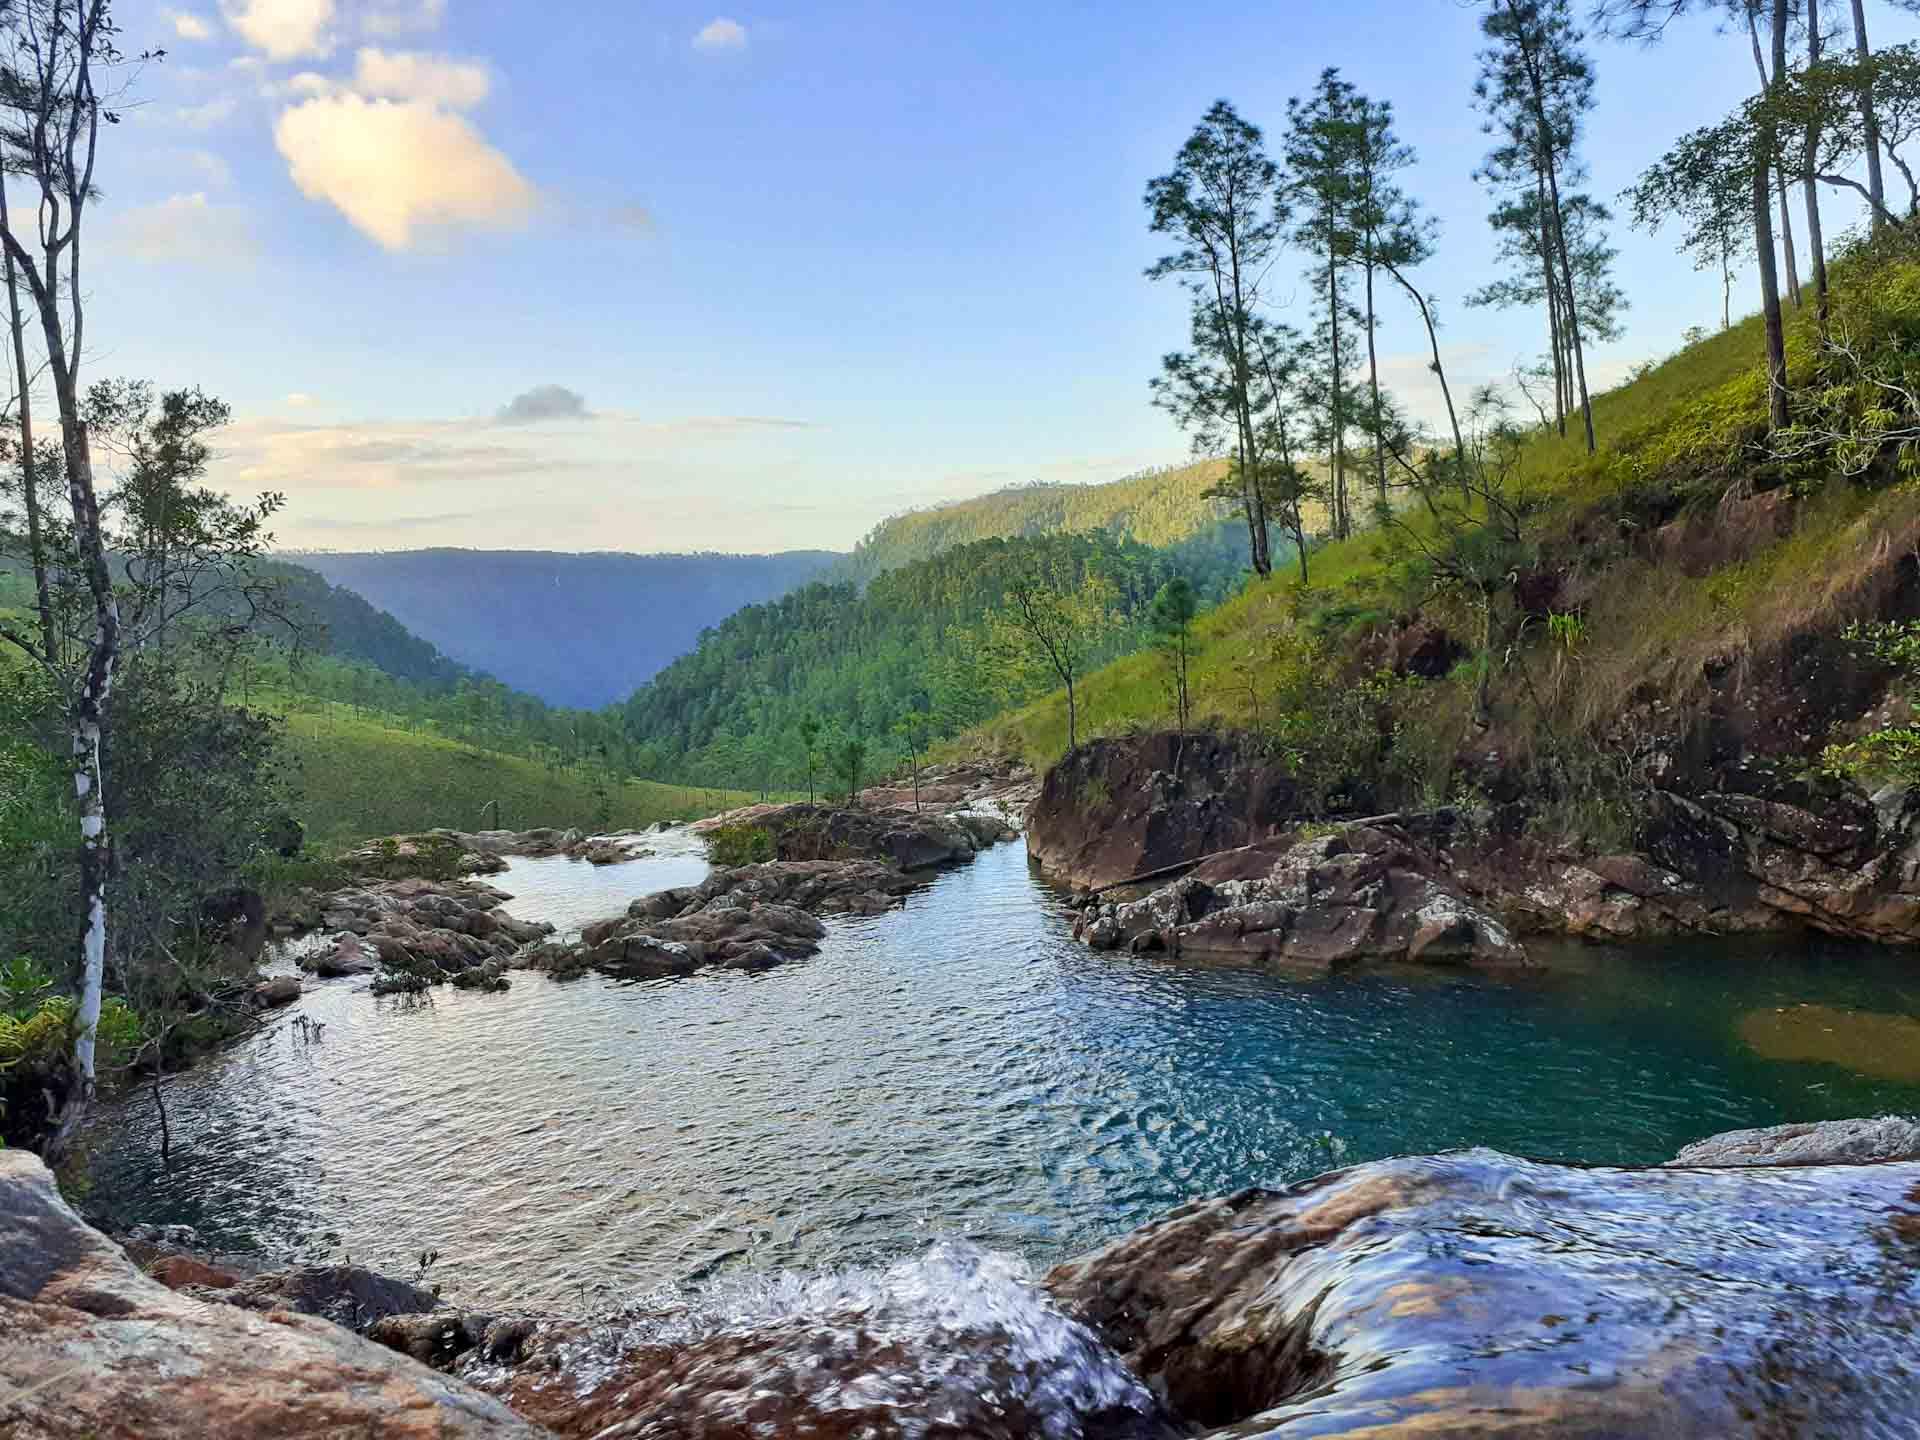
[88,839,1920,1309]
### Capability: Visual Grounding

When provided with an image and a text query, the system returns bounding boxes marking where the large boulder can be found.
[0,1150,543,1439]
[691,801,1010,870]
[1027,734,1300,891]
[1045,1147,1920,1437]
[1074,827,1526,971]
[530,902,829,982]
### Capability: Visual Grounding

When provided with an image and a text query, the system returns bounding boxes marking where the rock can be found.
[1028,734,1300,890]
[250,975,301,1008]
[691,800,998,871]
[1667,1114,1920,1167]
[537,901,829,982]
[305,933,379,977]
[195,1263,443,1333]
[1045,1146,1920,1437]
[297,876,553,992]
[0,1150,541,1438]
[145,1254,243,1291]
[1076,827,1526,971]
[449,959,511,992]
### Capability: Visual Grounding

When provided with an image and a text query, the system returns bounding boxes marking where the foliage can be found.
[706,825,775,867]
[834,462,1235,584]
[622,530,1244,788]
[1148,577,1200,732]
[1823,621,1920,783]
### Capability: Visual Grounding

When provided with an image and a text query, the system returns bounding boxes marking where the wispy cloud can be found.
[111,192,257,267]
[352,46,490,109]
[693,17,747,51]
[166,8,215,41]
[173,96,237,130]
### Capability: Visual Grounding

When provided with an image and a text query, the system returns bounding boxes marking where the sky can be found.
[75,0,1918,554]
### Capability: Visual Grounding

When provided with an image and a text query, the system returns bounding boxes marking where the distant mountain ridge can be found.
[833,460,1234,584]
[293,549,841,708]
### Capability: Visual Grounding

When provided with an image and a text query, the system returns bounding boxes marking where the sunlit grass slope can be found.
[976,251,1920,768]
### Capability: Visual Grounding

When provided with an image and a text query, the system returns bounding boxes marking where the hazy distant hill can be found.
[294,549,840,708]
[835,460,1234,584]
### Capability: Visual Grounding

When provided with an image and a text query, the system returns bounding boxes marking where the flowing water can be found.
[88,838,1920,1310]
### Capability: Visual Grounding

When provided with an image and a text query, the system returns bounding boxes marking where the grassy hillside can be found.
[837,461,1242,583]
[296,548,840,708]
[975,243,1920,813]
[279,703,745,847]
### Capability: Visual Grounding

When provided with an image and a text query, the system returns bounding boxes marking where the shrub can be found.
[706,824,775,868]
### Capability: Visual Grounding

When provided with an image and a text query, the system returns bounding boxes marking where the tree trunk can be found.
[1537,169,1566,437]
[0,176,52,665]
[1537,137,1594,452]
[44,359,117,1162]
[1851,0,1887,230]
[1327,253,1349,538]
[1754,154,1790,429]
[1805,0,1829,333]
[1364,247,1387,508]
[1385,261,1468,502]
[1776,170,1801,306]
[1065,676,1078,752]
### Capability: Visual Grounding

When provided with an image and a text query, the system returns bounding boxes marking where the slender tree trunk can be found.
[0,177,52,665]
[1537,171,1565,437]
[1538,140,1594,452]
[1363,247,1387,508]
[1757,0,1791,430]
[1851,0,1887,230]
[1747,9,1800,307]
[1384,262,1468,502]
[1065,676,1077,752]
[1805,0,1830,332]
[1327,251,1349,538]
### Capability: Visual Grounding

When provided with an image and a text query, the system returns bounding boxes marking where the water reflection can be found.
[87,841,1920,1309]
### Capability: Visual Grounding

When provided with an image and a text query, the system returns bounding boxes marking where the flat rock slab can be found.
[0,1151,544,1439]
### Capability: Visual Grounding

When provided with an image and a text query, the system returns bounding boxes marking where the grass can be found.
[279,706,747,847]
[970,245,1920,773]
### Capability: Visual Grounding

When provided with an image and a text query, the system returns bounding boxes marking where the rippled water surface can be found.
[89,840,1920,1307]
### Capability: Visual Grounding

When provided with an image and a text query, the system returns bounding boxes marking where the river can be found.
[86,836,1920,1309]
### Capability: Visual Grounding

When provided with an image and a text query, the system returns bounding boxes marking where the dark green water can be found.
[88,840,1920,1308]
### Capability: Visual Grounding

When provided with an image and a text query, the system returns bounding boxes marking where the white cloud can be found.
[693,17,747,51]
[223,0,335,61]
[274,93,535,251]
[352,47,489,109]
[113,193,257,266]
[360,0,444,37]
[285,392,316,407]
[166,9,215,40]
[179,147,233,187]
[173,96,236,130]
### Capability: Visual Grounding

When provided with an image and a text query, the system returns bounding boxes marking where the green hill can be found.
[975,242,1920,834]
[835,460,1239,584]
[621,528,1257,789]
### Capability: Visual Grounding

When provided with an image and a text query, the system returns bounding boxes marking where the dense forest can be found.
[296,548,841,707]
[620,528,1255,789]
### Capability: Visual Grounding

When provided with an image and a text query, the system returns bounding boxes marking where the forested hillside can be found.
[835,461,1242,583]
[297,548,840,707]
[621,528,1252,788]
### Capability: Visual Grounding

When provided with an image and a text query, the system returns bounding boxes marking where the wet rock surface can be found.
[0,1150,541,1439]
[1667,1114,1920,1167]
[1045,1147,1920,1438]
[1072,827,1527,971]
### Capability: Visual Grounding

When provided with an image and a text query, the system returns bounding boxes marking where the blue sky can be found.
[87,0,1916,553]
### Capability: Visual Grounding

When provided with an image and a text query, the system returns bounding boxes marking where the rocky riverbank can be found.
[9,1116,1918,1438]
[1030,732,1920,963]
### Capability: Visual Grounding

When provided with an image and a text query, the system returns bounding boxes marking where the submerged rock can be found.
[1074,827,1526,971]
[0,1150,540,1438]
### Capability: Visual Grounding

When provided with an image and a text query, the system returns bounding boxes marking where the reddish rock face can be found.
[1027,734,1299,891]
[0,1151,541,1440]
